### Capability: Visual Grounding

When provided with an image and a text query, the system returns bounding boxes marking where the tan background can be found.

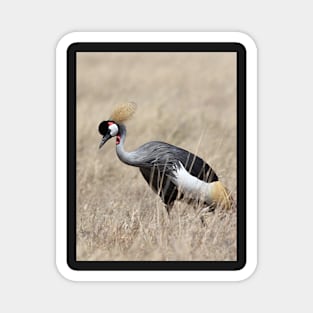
[76,52,237,261]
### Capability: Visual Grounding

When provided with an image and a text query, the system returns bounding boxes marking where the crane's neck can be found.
[115,124,139,166]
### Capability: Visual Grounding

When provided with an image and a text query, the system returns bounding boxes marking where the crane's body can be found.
[98,103,232,212]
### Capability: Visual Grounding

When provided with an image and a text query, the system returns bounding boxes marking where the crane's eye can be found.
[108,123,119,137]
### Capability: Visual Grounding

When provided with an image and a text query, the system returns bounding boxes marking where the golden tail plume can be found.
[210,181,233,210]
[109,102,137,123]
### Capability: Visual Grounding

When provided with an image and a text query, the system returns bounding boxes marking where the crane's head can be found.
[98,102,137,149]
[98,121,119,149]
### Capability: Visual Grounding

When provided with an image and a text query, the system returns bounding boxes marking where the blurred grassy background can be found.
[76,52,237,261]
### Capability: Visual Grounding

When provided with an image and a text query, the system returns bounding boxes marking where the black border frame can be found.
[67,42,246,271]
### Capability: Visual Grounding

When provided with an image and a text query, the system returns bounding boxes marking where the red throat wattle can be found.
[116,135,121,145]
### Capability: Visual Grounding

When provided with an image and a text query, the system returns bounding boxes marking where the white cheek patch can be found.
[108,123,119,136]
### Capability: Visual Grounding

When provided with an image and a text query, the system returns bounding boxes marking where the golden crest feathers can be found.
[109,102,137,123]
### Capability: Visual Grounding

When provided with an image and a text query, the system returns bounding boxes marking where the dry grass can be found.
[76,52,237,261]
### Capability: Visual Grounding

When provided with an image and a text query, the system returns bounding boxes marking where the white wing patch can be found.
[171,162,214,203]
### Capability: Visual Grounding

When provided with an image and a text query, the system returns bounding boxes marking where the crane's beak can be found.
[99,134,111,149]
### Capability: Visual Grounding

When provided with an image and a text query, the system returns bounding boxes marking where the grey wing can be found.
[135,141,218,183]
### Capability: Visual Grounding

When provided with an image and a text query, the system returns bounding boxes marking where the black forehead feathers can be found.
[98,120,117,135]
[98,121,108,135]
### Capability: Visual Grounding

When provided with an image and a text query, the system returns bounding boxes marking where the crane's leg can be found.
[202,202,216,213]
[162,180,178,215]
[165,202,174,215]
[198,202,216,226]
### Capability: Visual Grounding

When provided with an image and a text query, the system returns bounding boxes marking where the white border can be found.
[56,32,257,281]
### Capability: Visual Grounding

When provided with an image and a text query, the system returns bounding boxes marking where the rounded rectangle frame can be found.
[56,32,257,281]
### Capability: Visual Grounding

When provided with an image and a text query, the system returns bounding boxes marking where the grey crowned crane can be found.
[98,102,232,213]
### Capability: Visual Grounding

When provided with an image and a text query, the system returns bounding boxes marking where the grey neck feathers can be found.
[116,124,139,166]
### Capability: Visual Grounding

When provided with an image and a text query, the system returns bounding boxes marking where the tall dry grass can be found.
[76,52,237,261]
